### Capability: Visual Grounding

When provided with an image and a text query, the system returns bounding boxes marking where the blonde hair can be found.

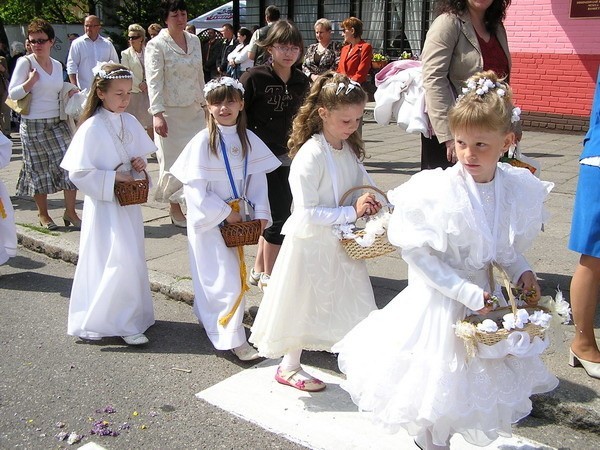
[79,63,133,124]
[449,70,516,134]
[127,23,145,35]
[204,81,250,158]
[314,18,332,31]
[288,71,367,159]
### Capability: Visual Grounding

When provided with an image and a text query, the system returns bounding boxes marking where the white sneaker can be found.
[231,341,261,361]
[248,268,261,286]
[258,273,270,292]
[122,333,149,345]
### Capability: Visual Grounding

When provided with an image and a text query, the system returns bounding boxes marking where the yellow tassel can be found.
[0,198,6,219]
[218,200,250,327]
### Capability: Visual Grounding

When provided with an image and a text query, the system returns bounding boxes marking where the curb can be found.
[14,226,600,435]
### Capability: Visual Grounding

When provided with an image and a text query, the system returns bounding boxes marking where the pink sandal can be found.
[275,366,326,392]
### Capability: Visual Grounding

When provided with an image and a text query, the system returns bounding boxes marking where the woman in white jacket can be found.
[121,24,152,136]
[226,27,253,79]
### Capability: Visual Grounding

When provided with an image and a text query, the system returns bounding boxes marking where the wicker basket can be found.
[456,265,548,356]
[339,185,396,260]
[220,219,262,248]
[114,164,149,206]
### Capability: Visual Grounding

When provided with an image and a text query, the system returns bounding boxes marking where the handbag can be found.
[5,56,33,115]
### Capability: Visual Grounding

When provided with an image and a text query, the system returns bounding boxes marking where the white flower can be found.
[554,289,572,324]
[529,310,552,328]
[332,223,357,239]
[355,233,376,247]
[477,319,498,333]
[497,88,505,97]
[502,313,516,330]
[511,106,522,123]
[92,60,112,78]
[483,79,495,90]
[502,309,530,330]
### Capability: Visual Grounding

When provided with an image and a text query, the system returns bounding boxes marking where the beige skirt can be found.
[126,92,152,129]
[154,103,206,203]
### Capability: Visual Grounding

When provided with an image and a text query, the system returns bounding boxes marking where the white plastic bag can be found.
[65,89,88,119]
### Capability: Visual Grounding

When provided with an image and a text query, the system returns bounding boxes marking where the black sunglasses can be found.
[128,35,142,40]
[29,38,50,45]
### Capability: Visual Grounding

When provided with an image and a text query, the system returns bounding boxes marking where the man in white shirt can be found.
[66,15,119,91]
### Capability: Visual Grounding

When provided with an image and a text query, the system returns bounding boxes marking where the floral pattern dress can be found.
[302,41,342,79]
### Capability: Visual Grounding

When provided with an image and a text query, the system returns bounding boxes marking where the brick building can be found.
[242,0,599,131]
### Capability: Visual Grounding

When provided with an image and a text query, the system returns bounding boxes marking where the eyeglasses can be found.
[272,45,301,54]
[29,39,50,45]
[128,35,142,40]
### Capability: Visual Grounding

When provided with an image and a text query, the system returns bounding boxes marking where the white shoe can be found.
[231,341,261,361]
[248,268,261,286]
[258,273,270,292]
[122,333,149,345]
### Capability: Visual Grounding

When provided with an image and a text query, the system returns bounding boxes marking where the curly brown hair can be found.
[288,71,367,159]
[27,18,55,40]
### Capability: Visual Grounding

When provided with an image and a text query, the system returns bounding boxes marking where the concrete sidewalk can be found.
[2,119,599,435]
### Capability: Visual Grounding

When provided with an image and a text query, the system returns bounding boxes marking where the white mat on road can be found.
[196,359,554,450]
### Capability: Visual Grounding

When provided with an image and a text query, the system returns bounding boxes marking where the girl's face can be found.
[237,32,246,44]
[269,43,302,68]
[165,9,188,32]
[28,32,53,57]
[97,78,133,114]
[319,103,365,146]
[207,96,244,127]
[454,126,513,183]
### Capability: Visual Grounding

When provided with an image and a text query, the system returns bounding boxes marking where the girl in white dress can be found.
[333,71,558,449]
[0,133,16,265]
[170,77,280,361]
[249,72,380,391]
[61,62,157,346]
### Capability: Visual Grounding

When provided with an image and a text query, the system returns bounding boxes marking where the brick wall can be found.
[505,0,600,131]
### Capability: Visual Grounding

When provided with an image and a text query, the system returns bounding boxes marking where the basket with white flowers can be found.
[455,264,571,357]
[333,185,395,260]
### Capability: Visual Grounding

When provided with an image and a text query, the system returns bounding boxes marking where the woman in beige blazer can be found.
[121,24,152,134]
[421,0,512,170]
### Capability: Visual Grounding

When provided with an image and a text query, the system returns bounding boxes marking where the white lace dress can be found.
[249,134,377,357]
[333,162,558,447]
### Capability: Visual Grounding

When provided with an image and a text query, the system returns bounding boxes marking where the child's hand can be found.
[517,270,541,305]
[225,209,242,224]
[475,291,495,315]
[67,88,80,98]
[355,193,382,217]
[115,171,134,183]
[130,157,146,172]
[259,218,268,232]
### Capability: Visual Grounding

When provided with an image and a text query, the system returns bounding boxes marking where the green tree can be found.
[0,0,88,24]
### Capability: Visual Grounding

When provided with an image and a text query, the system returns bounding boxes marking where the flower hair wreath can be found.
[460,77,521,123]
[91,61,133,79]
[323,79,361,95]
[203,77,245,96]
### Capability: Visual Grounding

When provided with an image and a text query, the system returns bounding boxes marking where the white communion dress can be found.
[170,124,281,350]
[61,108,157,339]
[333,162,558,447]
[0,133,16,265]
[250,134,377,358]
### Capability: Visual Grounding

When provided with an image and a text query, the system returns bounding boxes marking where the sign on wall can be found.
[570,0,600,18]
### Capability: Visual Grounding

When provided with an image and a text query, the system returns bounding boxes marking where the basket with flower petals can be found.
[335,185,396,260]
[454,264,568,357]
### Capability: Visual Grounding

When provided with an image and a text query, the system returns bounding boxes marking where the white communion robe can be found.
[61,108,157,339]
[170,124,281,350]
[0,133,16,265]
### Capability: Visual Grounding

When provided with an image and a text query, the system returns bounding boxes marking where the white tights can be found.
[280,349,303,371]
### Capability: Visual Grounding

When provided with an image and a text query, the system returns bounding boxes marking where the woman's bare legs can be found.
[570,254,600,363]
